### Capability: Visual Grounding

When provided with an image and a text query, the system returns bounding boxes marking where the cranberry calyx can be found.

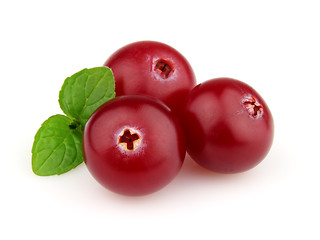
[242,96,263,119]
[118,129,141,151]
[154,59,174,78]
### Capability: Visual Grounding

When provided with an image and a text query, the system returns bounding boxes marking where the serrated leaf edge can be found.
[77,68,113,121]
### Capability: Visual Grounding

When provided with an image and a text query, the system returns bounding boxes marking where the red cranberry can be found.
[83,95,186,196]
[182,78,274,173]
[104,41,196,115]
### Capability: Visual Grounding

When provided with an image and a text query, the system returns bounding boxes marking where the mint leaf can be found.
[32,115,84,176]
[59,67,115,128]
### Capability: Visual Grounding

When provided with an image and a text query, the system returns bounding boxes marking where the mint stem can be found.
[68,119,81,130]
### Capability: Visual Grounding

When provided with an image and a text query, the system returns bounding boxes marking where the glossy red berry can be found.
[182,78,274,173]
[104,41,196,115]
[83,95,186,196]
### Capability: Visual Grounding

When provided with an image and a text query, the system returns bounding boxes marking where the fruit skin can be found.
[182,78,274,173]
[83,95,186,196]
[104,41,196,115]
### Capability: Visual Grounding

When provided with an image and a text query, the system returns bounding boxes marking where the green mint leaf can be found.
[59,67,115,128]
[32,115,84,176]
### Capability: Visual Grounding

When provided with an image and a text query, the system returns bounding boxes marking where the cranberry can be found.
[83,95,186,196]
[104,41,196,115]
[182,78,274,173]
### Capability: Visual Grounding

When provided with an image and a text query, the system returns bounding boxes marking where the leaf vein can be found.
[35,133,71,172]
[78,69,110,119]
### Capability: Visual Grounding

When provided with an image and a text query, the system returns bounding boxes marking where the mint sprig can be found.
[32,67,115,176]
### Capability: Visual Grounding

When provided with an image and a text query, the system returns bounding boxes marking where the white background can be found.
[1,0,319,239]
